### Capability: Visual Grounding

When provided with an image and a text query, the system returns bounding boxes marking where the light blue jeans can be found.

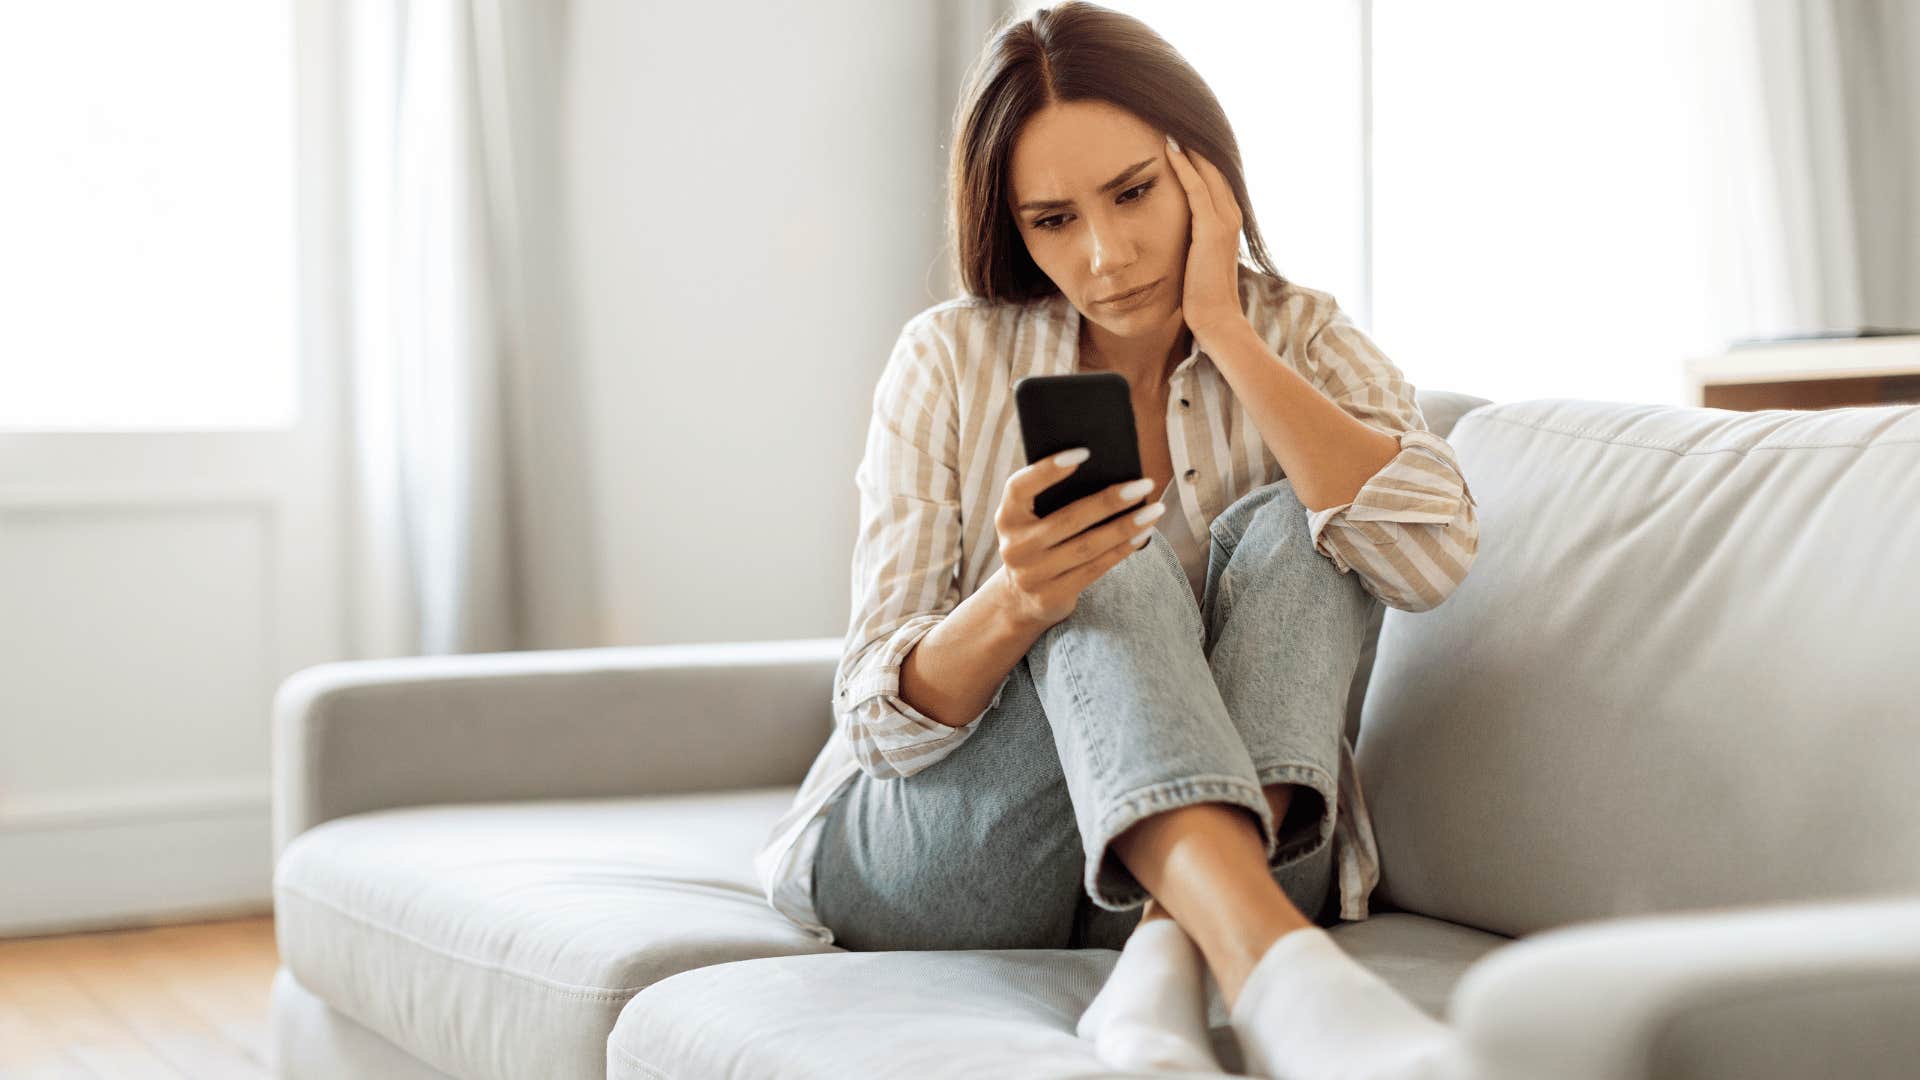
[813,477,1378,953]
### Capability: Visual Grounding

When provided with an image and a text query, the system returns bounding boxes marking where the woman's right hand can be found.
[993,448,1167,630]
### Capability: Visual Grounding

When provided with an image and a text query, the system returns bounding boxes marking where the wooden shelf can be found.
[1684,335,1920,411]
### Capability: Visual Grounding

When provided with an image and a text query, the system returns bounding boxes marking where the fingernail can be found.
[1131,528,1154,547]
[1053,447,1090,467]
[1119,477,1153,499]
[1167,134,1181,154]
[1132,502,1166,526]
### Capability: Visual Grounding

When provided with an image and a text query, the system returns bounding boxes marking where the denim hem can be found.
[1083,774,1276,911]
[1256,761,1339,869]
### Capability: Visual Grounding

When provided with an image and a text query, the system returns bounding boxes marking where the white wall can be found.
[561,0,955,649]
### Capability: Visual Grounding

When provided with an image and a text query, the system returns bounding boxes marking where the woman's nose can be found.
[1086,223,1138,276]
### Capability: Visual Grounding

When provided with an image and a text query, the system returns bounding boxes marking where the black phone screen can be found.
[1013,372,1147,533]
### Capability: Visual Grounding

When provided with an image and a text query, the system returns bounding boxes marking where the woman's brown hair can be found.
[947,1,1288,303]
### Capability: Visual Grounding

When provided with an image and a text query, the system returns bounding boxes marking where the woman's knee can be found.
[1052,529,1207,652]
[1212,479,1374,624]
[1212,478,1318,559]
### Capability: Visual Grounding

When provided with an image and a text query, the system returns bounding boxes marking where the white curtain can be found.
[344,0,602,658]
[1696,0,1920,341]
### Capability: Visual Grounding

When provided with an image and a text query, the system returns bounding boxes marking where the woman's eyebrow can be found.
[1016,158,1156,213]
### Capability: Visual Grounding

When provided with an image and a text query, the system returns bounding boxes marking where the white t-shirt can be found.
[1153,474,1210,608]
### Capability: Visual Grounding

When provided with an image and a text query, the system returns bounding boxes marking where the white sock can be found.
[1076,916,1221,1073]
[1228,927,1468,1080]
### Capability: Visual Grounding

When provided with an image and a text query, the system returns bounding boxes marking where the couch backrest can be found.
[1356,397,1920,937]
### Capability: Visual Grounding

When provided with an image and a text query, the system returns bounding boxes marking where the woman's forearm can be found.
[898,566,1049,729]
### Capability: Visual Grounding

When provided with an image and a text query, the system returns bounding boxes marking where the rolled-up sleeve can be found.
[832,315,1007,780]
[1297,303,1480,613]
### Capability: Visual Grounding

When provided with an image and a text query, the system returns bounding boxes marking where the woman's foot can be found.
[1227,926,1466,1080]
[1075,899,1220,1073]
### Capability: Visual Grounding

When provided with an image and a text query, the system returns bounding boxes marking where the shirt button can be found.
[1179,398,1190,408]
[1183,468,1197,480]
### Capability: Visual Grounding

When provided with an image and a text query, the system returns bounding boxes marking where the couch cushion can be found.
[1358,399,1920,936]
[607,913,1510,1079]
[273,787,833,1080]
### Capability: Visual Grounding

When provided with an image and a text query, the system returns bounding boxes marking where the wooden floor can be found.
[0,915,277,1079]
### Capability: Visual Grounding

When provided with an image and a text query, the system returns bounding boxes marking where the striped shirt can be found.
[754,266,1480,944]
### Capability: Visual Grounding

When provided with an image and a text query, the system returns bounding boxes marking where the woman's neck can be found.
[1079,322,1192,392]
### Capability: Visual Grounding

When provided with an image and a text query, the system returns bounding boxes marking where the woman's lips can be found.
[1099,278,1161,307]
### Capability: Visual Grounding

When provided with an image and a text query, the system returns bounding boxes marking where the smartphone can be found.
[1013,372,1147,534]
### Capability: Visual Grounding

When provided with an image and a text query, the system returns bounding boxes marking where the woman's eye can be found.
[1032,180,1155,232]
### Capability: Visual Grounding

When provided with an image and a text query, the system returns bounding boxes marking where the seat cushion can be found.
[607,912,1511,1079]
[273,787,833,1080]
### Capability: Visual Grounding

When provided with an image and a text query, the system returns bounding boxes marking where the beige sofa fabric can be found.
[268,394,1920,1079]
[273,791,825,1080]
[271,639,839,858]
[1360,399,1920,934]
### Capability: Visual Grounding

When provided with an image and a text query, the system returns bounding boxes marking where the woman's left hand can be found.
[1164,134,1251,347]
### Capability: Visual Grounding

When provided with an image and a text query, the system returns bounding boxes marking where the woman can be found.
[753,4,1479,1077]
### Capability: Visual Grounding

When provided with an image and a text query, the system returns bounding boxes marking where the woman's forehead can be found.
[1008,102,1159,202]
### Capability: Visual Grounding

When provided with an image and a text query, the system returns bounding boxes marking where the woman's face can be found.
[1006,100,1192,337]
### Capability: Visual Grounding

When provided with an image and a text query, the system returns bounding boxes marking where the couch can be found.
[267,390,1920,1079]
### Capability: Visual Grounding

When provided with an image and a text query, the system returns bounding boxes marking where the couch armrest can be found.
[1447,894,1920,1080]
[271,637,841,858]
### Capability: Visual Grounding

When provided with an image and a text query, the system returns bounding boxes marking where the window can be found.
[1370,0,1725,406]
[1013,0,1733,406]
[0,1,298,431]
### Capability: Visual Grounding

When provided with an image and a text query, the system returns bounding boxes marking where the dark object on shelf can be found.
[1729,328,1920,348]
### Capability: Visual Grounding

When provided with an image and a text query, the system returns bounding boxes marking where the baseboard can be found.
[0,779,274,937]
